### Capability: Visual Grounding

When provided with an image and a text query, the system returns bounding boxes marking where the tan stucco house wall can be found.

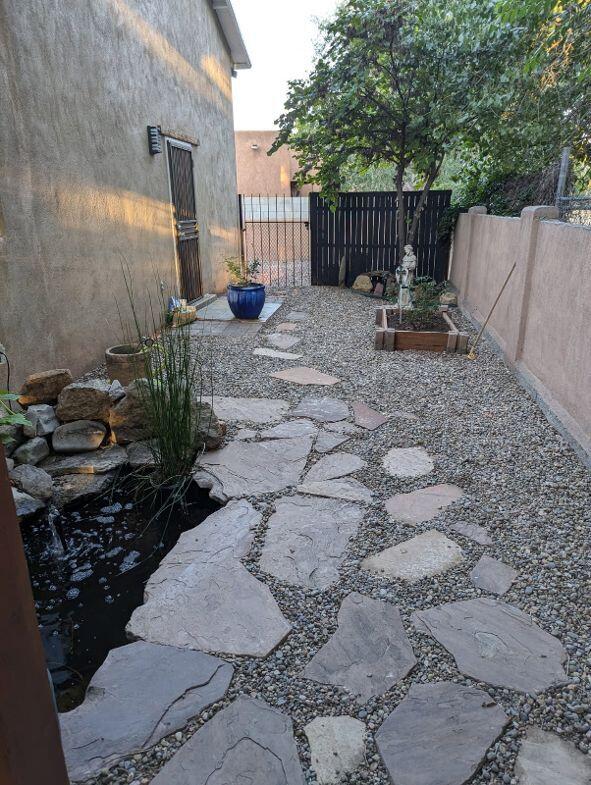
[235,130,318,195]
[0,0,249,387]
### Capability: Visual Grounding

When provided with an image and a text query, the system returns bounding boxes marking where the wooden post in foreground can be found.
[0,445,70,785]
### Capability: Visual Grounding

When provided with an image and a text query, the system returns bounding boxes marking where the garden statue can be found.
[395,245,417,318]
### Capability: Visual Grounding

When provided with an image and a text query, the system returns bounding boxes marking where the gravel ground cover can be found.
[92,286,590,785]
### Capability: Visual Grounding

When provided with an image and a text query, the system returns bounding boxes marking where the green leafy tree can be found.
[272,0,525,258]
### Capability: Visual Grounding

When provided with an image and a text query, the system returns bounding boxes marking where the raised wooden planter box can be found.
[375,306,469,353]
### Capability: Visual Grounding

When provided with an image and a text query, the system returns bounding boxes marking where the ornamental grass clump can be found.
[119,270,214,506]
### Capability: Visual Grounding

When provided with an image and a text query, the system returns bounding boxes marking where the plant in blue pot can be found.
[225,257,266,320]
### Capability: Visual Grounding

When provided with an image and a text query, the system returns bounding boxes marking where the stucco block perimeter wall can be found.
[0,0,240,387]
[451,208,591,462]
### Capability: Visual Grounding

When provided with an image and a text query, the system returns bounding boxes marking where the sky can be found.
[231,0,339,130]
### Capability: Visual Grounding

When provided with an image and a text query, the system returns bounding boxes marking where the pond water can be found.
[21,480,218,712]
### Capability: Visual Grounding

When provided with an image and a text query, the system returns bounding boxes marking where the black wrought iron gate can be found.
[309,191,452,286]
[167,141,202,301]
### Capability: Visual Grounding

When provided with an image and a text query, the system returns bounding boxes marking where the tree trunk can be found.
[395,162,406,264]
[406,162,442,250]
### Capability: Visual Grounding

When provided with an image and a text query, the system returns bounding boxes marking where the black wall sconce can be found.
[147,125,162,155]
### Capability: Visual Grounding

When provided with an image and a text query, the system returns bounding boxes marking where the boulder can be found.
[52,420,107,454]
[109,380,151,445]
[41,445,128,477]
[126,441,156,470]
[23,404,60,437]
[10,464,53,500]
[352,274,373,293]
[19,369,73,406]
[0,424,24,456]
[56,379,112,423]
[5,457,14,472]
[12,488,45,518]
[13,436,50,466]
[52,472,116,508]
[194,401,224,451]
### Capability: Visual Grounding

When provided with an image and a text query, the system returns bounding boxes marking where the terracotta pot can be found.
[105,344,148,387]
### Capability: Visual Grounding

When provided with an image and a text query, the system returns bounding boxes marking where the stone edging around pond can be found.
[4,370,224,517]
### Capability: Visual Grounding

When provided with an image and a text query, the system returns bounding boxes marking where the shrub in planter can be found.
[225,257,265,319]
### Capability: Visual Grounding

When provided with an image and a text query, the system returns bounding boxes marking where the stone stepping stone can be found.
[297,478,373,504]
[260,495,364,589]
[382,447,434,478]
[276,322,298,332]
[151,696,305,785]
[41,445,128,477]
[267,333,302,350]
[285,310,308,321]
[315,430,349,453]
[362,530,464,583]
[450,522,493,545]
[60,641,232,781]
[305,716,366,785]
[304,452,366,483]
[254,347,303,360]
[413,598,568,693]
[262,419,318,439]
[127,501,291,657]
[211,395,289,424]
[515,727,591,785]
[386,484,464,525]
[271,366,340,386]
[470,555,518,595]
[352,402,388,430]
[376,682,509,785]
[303,593,416,701]
[324,420,362,434]
[194,436,313,502]
[291,396,349,422]
[235,428,257,440]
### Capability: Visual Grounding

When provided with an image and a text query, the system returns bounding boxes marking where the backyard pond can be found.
[21,480,218,712]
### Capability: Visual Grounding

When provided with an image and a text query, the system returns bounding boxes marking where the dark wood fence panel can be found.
[310,190,451,286]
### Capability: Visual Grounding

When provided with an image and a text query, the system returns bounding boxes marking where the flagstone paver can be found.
[276,322,299,332]
[304,716,366,785]
[352,402,388,430]
[375,682,509,785]
[211,395,289,424]
[304,452,366,482]
[385,484,464,525]
[271,366,341,386]
[261,419,319,439]
[285,310,308,321]
[314,430,350,453]
[260,495,364,589]
[60,642,233,781]
[362,530,464,582]
[150,696,305,785]
[413,598,568,693]
[254,347,303,360]
[303,593,416,701]
[323,420,362,434]
[382,446,434,478]
[291,396,349,422]
[193,436,313,502]
[514,727,591,785]
[450,522,493,545]
[127,501,291,657]
[297,477,373,504]
[235,428,258,440]
[470,554,519,595]
[267,333,303,350]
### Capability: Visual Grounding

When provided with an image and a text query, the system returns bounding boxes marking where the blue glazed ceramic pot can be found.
[227,283,266,319]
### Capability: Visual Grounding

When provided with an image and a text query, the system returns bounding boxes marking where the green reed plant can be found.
[118,268,214,507]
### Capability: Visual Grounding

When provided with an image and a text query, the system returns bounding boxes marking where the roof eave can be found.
[211,0,252,70]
